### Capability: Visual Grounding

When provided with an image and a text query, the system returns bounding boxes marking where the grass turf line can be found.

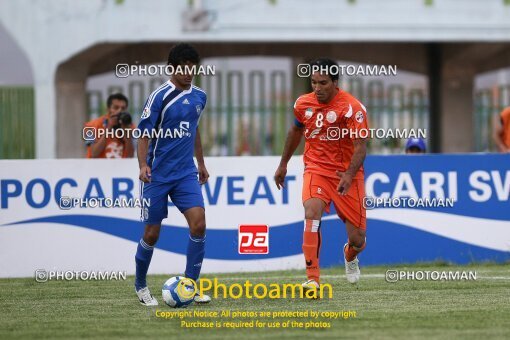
[1,263,509,339]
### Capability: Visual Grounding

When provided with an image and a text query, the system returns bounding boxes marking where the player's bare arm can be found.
[274,124,303,189]
[195,129,209,184]
[137,137,151,183]
[336,138,367,195]
[90,135,107,158]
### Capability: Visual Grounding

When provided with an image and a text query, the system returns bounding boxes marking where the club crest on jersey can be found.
[326,111,337,123]
[355,111,364,123]
[305,108,313,119]
[141,107,150,119]
[196,105,202,114]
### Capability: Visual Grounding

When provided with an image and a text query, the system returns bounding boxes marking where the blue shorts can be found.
[140,173,204,224]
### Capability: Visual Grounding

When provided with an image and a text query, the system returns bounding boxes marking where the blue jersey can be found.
[138,81,207,182]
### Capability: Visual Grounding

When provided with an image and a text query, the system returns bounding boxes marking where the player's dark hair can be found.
[309,58,339,82]
[167,43,200,67]
[106,93,128,108]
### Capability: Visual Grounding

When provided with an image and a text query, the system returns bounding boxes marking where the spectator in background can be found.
[84,93,134,158]
[405,138,426,154]
[493,107,510,153]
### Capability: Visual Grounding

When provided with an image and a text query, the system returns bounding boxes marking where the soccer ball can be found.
[162,276,196,308]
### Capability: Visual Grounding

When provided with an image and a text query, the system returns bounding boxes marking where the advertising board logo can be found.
[238,225,269,254]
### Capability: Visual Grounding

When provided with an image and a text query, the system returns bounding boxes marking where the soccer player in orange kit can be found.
[274,58,368,288]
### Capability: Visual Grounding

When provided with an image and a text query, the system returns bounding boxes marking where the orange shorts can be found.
[302,172,366,230]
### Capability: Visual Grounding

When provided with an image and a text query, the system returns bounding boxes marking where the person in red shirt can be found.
[84,93,134,158]
[274,58,369,289]
[493,107,510,152]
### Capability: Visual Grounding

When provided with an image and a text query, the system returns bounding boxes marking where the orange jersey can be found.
[501,107,510,148]
[84,115,133,158]
[294,89,368,180]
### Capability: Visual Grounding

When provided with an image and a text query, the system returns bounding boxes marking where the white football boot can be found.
[136,286,158,306]
[194,292,211,304]
[301,279,320,299]
[301,279,320,292]
[344,243,360,284]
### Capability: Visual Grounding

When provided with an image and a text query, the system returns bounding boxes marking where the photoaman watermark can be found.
[184,278,333,299]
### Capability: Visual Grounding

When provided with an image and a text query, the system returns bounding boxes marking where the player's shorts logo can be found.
[326,111,337,123]
[305,108,313,119]
[355,111,364,123]
[238,225,269,254]
[317,187,322,194]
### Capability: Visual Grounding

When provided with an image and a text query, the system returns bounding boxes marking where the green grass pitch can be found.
[1,263,509,339]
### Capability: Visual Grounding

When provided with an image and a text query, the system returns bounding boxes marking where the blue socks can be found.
[135,239,154,291]
[185,234,206,281]
[135,234,205,290]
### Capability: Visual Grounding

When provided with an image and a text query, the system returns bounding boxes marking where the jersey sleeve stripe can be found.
[192,85,206,94]
[144,81,171,111]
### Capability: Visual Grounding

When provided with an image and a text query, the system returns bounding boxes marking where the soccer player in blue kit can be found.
[134,43,211,306]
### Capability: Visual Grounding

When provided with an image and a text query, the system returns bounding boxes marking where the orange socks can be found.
[302,219,321,282]
[345,238,366,262]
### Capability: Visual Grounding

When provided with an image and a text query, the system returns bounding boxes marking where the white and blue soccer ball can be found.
[162,276,195,308]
